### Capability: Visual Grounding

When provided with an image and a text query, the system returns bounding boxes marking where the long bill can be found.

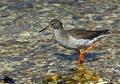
[39,26,49,32]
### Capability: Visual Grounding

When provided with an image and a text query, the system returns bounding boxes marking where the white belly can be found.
[66,36,91,49]
[55,34,91,49]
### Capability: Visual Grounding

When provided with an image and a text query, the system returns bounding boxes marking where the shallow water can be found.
[0,0,120,83]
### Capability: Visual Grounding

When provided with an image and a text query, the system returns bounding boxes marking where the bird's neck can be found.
[53,25,68,47]
[53,27,66,43]
[54,28,64,36]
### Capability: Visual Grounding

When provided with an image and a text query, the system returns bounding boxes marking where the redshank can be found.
[39,19,110,64]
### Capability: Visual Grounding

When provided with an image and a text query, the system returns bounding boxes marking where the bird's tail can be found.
[90,29,110,43]
[96,29,110,35]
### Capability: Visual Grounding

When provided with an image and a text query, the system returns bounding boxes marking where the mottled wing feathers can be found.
[66,29,109,39]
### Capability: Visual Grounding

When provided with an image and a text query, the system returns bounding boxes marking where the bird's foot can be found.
[76,52,85,65]
[76,44,97,66]
[76,60,85,68]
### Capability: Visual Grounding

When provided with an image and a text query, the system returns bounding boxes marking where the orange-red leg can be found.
[77,44,97,65]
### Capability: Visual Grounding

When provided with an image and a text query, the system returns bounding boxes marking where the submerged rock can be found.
[42,66,101,84]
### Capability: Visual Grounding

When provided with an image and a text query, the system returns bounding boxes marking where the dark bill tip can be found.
[39,26,49,33]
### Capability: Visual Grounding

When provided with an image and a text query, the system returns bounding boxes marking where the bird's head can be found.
[39,19,63,32]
